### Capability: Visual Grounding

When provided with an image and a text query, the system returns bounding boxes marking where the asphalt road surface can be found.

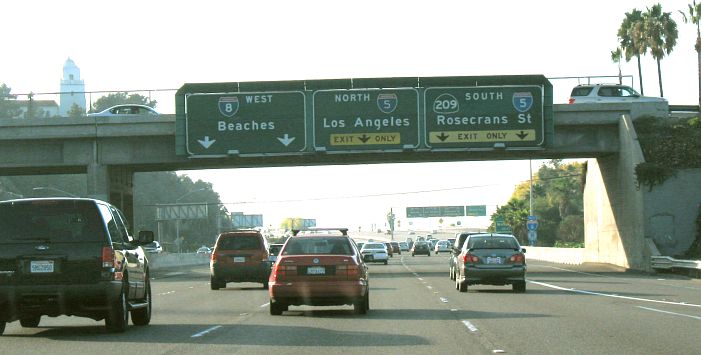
[2,254,700,354]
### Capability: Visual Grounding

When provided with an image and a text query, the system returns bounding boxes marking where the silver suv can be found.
[568,84,666,104]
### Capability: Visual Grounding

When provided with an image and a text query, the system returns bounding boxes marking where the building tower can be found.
[59,58,86,116]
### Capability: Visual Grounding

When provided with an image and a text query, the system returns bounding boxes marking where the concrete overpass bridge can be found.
[0,101,678,271]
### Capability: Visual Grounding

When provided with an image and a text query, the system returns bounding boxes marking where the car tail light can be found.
[337,264,360,277]
[102,246,115,268]
[101,246,123,280]
[510,253,525,264]
[568,97,575,104]
[461,253,479,263]
[271,263,296,281]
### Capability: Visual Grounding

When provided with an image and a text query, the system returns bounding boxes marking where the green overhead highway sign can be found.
[407,206,465,218]
[466,205,487,216]
[425,85,544,150]
[185,91,306,156]
[313,89,420,152]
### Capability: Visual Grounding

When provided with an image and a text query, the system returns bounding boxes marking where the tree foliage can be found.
[90,92,157,113]
[0,83,21,119]
[489,160,585,247]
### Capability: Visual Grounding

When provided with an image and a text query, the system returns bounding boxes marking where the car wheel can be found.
[411,253,414,257]
[0,321,5,335]
[458,278,467,293]
[105,285,129,333]
[270,300,285,315]
[19,316,40,328]
[210,276,221,290]
[354,292,368,315]
[513,281,527,293]
[263,281,269,290]
[131,279,152,326]
[450,266,454,280]
[383,260,388,265]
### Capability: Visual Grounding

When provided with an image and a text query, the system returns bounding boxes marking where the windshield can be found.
[467,236,520,250]
[282,237,353,255]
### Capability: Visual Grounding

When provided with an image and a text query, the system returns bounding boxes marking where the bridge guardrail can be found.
[651,256,701,270]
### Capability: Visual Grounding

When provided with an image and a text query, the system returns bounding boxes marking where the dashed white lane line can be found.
[462,320,478,332]
[637,306,701,320]
[260,302,270,308]
[529,280,701,308]
[440,297,449,303]
[191,325,222,338]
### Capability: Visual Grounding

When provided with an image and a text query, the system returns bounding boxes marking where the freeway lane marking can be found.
[191,325,222,338]
[529,280,701,308]
[540,265,701,291]
[462,320,478,332]
[260,302,270,308]
[636,306,701,320]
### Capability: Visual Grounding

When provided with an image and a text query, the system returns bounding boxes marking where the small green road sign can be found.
[313,89,420,152]
[185,91,306,156]
[466,205,487,216]
[424,86,544,150]
[495,217,512,233]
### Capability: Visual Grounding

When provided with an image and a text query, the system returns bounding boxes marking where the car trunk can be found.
[274,255,360,282]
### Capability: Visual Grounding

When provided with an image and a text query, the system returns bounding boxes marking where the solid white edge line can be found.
[529,280,701,308]
[191,325,222,338]
[462,320,478,332]
[636,306,701,320]
[260,302,270,308]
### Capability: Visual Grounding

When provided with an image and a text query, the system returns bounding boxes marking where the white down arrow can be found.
[198,136,216,149]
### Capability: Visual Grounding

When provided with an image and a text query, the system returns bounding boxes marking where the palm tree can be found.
[618,9,647,95]
[680,0,701,109]
[611,47,623,84]
[644,4,678,98]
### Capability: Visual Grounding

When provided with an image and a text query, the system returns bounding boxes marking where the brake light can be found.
[510,253,525,263]
[336,264,360,277]
[461,253,479,263]
[271,263,296,281]
[102,246,115,268]
[568,97,575,104]
[210,252,217,262]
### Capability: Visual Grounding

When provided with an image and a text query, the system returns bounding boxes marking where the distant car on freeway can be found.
[268,243,284,263]
[390,241,401,255]
[196,246,212,254]
[209,229,271,290]
[360,242,389,265]
[268,228,369,315]
[454,233,527,293]
[434,240,450,254]
[399,242,409,251]
[87,104,159,117]
[568,84,667,104]
[143,241,163,254]
[411,241,431,256]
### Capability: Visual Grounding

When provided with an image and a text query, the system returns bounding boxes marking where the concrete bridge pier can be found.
[584,114,648,271]
[87,163,134,225]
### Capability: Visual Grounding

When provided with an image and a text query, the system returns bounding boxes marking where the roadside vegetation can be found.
[488,160,585,247]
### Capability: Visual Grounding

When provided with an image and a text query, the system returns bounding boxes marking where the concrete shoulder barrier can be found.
[525,247,585,265]
[146,252,210,270]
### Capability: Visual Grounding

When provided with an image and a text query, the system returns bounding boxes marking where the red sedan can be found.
[268,228,369,315]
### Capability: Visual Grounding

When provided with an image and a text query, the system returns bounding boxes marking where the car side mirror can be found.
[137,230,154,244]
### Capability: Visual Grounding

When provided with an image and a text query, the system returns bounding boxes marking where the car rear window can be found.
[0,200,106,243]
[570,87,593,96]
[363,243,385,249]
[217,235,262,250]
[467,237,520,249]
[283,237,353,255]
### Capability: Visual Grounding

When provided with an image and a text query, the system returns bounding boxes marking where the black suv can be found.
[0,198,155,334]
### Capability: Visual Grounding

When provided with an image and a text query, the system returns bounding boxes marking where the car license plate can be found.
[307,266,325,275]
[233,256,246,263]
[486,257,502,264]
[30,260,54,273]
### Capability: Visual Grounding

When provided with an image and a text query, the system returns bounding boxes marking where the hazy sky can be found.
[3,0,694,229]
